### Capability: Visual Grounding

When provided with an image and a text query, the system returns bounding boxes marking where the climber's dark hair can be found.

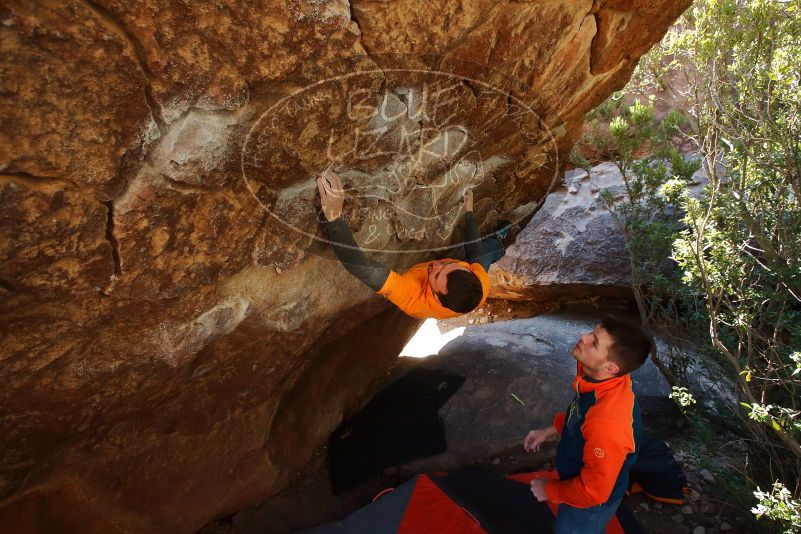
[437,269,483,313]
[600,316,653,376]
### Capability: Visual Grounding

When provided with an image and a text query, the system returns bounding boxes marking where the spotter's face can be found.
[572,325,617,375]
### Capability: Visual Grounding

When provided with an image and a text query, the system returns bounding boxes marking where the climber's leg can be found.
[438,233,506,271]
[475,235,506,267]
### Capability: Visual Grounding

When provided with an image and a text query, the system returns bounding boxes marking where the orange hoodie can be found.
[545,362,642,508]
[377,260,489,319]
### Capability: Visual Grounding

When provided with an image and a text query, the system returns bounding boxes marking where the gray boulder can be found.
[490,159,715,302]
[490,163,633,301]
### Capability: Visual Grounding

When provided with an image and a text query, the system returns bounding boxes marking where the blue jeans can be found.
[473,235,506,271]
[554,497,622,534]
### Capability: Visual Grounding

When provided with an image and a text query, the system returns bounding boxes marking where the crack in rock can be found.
[0,278,16,293]
[348,0,373,58]
[102,200,122,277]
[590,10,602,75]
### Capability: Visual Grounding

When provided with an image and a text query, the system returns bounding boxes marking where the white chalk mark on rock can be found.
[158,297,251,367]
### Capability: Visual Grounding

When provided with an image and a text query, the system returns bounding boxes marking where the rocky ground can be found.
[201,306,763,534]
[627,442,755,534]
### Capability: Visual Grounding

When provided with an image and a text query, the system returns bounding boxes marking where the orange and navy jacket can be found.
[545,362,642,508]
[377,260,489,319]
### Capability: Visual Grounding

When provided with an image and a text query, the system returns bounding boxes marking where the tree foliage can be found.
[577,0,801,530]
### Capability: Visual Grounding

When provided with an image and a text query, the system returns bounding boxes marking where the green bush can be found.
[577,0,801,530]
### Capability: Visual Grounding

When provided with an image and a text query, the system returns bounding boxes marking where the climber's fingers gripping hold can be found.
[323,169,345,199]
[317,172,345,222]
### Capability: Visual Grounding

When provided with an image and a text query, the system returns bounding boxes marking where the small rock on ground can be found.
[699,469,716,483]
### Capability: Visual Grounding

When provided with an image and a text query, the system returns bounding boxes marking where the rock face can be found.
[490,163,634,301]
[654,338,739,425]
[0,1,689,532]
[398,312,671,473]
[490,158,712,301]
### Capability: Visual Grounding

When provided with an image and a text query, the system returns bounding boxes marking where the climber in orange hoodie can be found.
[316,171,508,319]
[524,317,652,534]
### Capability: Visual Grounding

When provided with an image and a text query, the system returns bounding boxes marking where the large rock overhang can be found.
[0,1,690,531]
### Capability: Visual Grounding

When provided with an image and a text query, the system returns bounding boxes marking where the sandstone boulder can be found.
[0,1,690,531]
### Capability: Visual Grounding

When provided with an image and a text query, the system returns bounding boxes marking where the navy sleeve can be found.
[323,218,390,292]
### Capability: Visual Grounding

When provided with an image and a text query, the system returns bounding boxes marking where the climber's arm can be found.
[317,173,390,292]
[323,218,390,292]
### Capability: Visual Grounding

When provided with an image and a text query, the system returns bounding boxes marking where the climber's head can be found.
[428,260,483,313]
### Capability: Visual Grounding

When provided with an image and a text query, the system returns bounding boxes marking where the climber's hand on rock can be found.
[464,190,473,212]
[530,479,548,502]
[317,170,345,221]
[523,425,557,453]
